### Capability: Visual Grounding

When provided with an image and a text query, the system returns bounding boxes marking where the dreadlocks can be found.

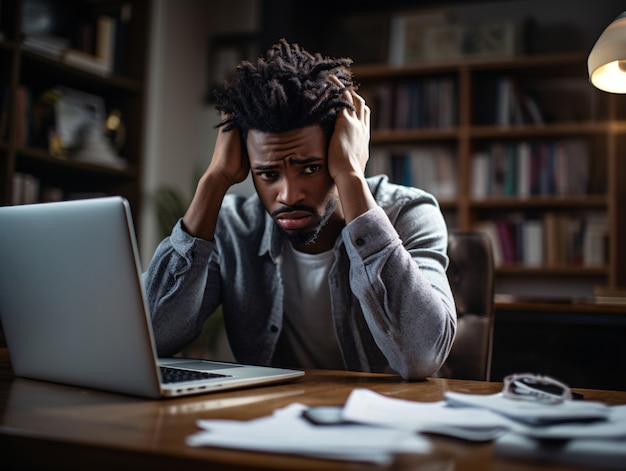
[215,38,355,141]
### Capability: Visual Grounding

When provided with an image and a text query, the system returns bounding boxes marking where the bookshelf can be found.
[0,0,150,223]
[354,53,626,297]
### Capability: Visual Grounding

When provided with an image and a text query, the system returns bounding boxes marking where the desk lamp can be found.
[588,12,626,93]
[587,12,626,302]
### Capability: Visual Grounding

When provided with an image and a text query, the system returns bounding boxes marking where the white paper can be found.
[187,403,430,464]
[342,388,511,441]
[342,388,625,441]
[445,391,611,425]
[495,432,626,470]
[519,404,626,440]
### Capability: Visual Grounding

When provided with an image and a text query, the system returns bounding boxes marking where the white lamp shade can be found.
[588,12,626,93]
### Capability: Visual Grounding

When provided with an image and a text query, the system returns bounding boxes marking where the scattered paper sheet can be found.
[342,388,511,441]
[444,391,611,425]
[509,404,626,440]
[495,432,626,470]
[187,403,430,464]
[186,388,626,466]
[343,388,626,440]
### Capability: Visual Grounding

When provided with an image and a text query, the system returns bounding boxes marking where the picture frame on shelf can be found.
[422,20,516,60]
[205,32,259,103]
[54,86,106,151]
[387,9,451,65]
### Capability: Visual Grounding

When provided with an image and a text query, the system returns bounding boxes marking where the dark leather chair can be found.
[436,231,495,381]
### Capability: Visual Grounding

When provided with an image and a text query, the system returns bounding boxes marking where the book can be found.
[489,142,507,197]
[12,173,40,205]
[594,286,626,305]
[471,152,490,199]
[84,1,133,75]
[496,220,517,263]
[521,219,543,267]
[365,148,392,178]
[516,141,531,198]
[582,214,608,267]
[96,15,116,72]
[543,212,562,267]
[12,85,30,147]
[474,221,504,267]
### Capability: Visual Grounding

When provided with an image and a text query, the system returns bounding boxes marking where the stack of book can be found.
[475,212,607,268]
[471,139,591,199]
[22,34,70,59]
[594,286,626,305]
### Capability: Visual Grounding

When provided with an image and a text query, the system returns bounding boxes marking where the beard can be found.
[280,196,339,248]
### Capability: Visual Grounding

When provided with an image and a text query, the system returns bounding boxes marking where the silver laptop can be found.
[0,197,303,398]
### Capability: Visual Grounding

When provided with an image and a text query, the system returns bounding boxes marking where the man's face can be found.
[247,125,343,253]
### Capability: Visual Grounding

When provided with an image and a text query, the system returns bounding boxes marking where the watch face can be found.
[22,0,56,35]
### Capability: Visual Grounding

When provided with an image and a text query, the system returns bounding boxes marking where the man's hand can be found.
[206,117,250,189]
[327,76,371,181]
[327,75,376,223]
[182,116,249,240]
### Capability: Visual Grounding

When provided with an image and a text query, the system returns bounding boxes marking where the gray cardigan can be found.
[142,175,456,379]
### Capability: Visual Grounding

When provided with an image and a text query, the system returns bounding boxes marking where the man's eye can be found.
[303,164,321,175]
[258,171,278,180]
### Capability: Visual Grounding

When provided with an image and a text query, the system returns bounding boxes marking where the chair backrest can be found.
[436,231,495,381]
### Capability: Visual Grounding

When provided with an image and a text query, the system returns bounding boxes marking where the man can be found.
[143,39,455,380]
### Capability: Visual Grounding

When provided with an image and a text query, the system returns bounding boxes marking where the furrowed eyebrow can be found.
[253,164,279,171]
[290,157,323,165]
[253,157,322,171]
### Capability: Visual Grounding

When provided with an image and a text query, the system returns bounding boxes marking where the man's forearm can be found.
[182,172,231,240]
[334,171,378,224]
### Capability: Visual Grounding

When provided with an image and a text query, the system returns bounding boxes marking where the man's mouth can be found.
[274,211,314,231]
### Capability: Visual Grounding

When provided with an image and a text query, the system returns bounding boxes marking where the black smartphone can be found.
[301,406,351,425]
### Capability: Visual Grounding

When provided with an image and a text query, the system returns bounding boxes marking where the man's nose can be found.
[277,177,305,205]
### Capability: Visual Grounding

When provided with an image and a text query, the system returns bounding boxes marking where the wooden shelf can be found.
[495,264,608,276]
[353,52,589,78]
[353,52,626,294]
[469,195,608,209]
[19,49,144,92]
[371,128,458,143]
[16,146,139,178]
[0,0,151,219]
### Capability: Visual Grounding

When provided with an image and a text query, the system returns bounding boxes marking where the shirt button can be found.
[356,237,365,246]
[270,325,279,333]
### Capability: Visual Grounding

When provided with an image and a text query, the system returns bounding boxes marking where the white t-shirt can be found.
[280,243,344,369]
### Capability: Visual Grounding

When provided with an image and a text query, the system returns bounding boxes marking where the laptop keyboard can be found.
[160,366,231,384]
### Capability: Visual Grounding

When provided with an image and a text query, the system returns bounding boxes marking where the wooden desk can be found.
[1,348,625,471]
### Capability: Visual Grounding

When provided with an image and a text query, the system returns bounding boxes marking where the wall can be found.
[140,0,259,266]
